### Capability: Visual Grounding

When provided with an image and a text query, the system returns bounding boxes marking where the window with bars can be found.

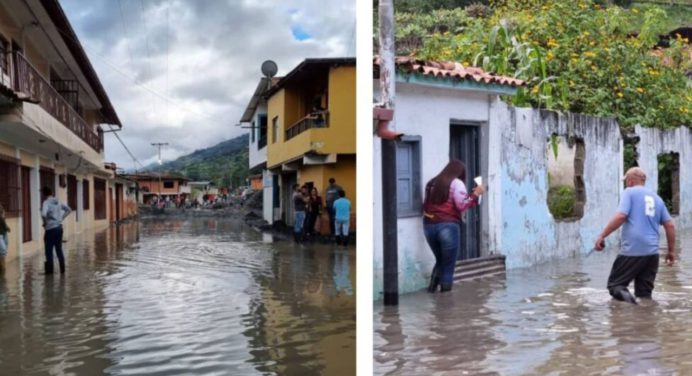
[0,36,8,77]
[396,137,422,217]
[0,155,20,218]
[83,179,90,210]
[94,178,106,220]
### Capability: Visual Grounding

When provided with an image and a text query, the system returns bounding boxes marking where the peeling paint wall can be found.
[373,90,691,298]
[489,102,624,269]
[636,125,692,229]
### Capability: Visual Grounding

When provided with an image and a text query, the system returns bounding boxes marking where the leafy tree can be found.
[399,0,691,130]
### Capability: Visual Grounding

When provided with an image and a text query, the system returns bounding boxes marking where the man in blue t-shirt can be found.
[333,189,351,246]
[595,167,676,304]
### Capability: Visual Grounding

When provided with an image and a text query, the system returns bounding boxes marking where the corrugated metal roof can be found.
[375,56,524,87]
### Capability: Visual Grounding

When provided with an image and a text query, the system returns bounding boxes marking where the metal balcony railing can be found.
[284,111,329,141]
[10,51,102,152]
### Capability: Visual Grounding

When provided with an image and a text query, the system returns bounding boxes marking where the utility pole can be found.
[379,0,398,306]
[152,142,168,201]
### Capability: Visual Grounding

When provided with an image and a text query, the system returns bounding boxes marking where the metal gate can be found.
[450,123,481,260]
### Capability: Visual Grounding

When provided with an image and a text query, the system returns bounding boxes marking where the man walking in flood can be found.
[41,186,72,274]
[594,167,676,304]
[325,178,343,238]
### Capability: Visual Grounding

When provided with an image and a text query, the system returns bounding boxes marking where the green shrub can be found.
[548,185,577,220]
[395,0,691,130]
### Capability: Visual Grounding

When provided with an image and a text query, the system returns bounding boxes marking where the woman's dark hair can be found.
[427,159,466,205]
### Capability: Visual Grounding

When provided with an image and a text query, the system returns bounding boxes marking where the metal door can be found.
[450,123,480,260]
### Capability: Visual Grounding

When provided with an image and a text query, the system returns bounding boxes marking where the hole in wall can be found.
[546,135,586,221]
[657,152,680,216]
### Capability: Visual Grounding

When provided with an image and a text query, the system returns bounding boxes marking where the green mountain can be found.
[147,134,250,188]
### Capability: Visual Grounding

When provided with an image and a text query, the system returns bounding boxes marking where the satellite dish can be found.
[261,60,278,78]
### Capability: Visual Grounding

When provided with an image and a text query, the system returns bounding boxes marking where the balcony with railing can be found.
[9,51,102,152]
[284,111,329,141]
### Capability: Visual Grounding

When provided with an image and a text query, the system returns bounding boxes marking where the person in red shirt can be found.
[422,160,485,292]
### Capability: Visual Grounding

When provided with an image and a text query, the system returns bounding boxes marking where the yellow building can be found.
[0,0,124,264]
[265,58,355,232]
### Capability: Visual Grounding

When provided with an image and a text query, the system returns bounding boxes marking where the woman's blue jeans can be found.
[423,222,460,287]
[294,210,306,234]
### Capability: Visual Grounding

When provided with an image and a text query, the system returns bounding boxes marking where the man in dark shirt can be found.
[325,178,343,238]
[293,184,307,243]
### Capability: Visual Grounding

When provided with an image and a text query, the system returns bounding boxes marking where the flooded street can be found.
[0,217,355,375]
[375,230,692,375]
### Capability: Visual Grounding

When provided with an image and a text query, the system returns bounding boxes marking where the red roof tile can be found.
[374,56,524,87]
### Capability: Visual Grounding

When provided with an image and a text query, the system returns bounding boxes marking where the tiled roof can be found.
[375,56,524,87]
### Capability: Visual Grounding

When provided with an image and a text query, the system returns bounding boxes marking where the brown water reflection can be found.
[0,218,354,375]
[375,230,692,375]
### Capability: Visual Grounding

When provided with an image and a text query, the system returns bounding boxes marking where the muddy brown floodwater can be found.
[375,230,692,375]
[0,217,355,375]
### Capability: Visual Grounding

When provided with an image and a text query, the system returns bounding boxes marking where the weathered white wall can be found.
[489,103,624,269]
[262,170,274,223]
[636,125,692,229]
[373,87,690,299]
[248,104,268,170]
[373,81,493,297]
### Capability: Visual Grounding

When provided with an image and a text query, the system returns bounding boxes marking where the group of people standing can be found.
[292,178,351,245]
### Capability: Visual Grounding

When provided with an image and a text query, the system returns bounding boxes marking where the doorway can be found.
[450,123,481,260]
[281,173,297,224]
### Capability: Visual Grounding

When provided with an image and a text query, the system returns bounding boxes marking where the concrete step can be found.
[453,254,506,282]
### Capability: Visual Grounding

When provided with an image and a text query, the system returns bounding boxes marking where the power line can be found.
[108,124,146,171]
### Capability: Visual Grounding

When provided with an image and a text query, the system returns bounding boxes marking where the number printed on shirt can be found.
[645,195,655,217]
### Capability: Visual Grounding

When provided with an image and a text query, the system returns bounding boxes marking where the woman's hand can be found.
[472,184,485,197]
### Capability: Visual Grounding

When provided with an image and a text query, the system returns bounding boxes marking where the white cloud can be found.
[60,0,355,170]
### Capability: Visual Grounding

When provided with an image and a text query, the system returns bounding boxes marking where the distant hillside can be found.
[147,134,250,188]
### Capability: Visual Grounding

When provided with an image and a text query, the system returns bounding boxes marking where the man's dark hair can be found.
[41,186,53,197]
[329,178,336,184]
[338,189,345,198]
[293,183,300,190]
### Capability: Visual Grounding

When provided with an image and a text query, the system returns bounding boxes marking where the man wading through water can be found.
[595,167,676,304]
[41,187,72,274]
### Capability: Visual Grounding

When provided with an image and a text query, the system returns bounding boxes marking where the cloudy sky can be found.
[61,0,356,170]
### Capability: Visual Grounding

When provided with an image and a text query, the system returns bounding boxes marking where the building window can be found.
[258,114,268,149]
[0,36,8,77]
[251,121,256,143]
[83,179,90,210]
[94,178,106,220]
[272,116,278,144]
[163,181,174,189]
[396,137,422,217]
[0,155,20,218]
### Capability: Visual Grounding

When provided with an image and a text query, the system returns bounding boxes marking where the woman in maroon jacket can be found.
[423,160,484,292]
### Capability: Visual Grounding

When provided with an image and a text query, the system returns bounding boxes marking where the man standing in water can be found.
[292,184,307,243]
[325,178,343,238]
[41,187,72,274]
[594,167,676,304]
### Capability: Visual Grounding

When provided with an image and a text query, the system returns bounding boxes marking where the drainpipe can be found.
[378,0,399,306]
